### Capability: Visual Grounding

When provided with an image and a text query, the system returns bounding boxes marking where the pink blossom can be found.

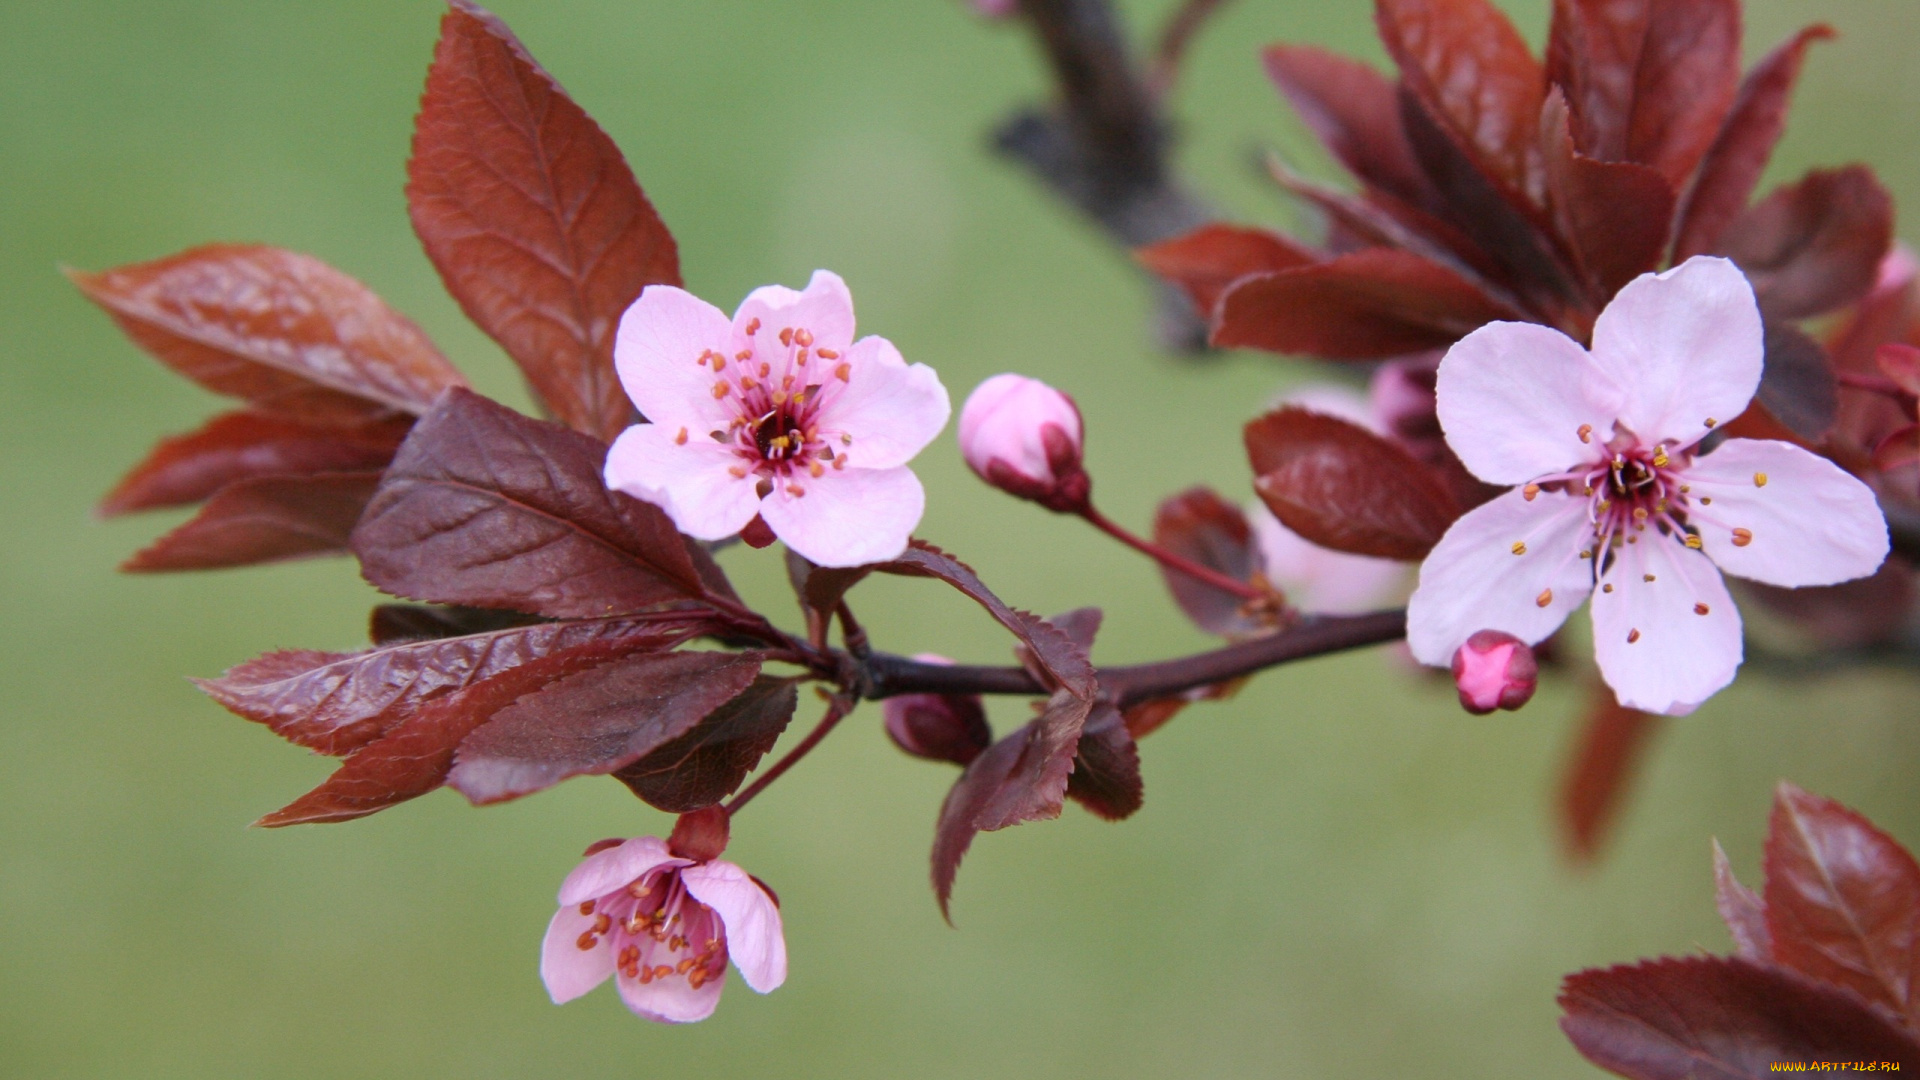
[1450,630,1538,715]
[605,271,950,568]
[1247,383,1408,614]
[541,836,786,1024]
[958,374,1087,509]
[1407,257,1890,714]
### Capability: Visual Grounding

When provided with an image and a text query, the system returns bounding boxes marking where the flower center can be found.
[696,321,855,497]
[575,867,729,990]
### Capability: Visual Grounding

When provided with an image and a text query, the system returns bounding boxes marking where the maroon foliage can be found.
[616,677,800,812]
[1752,322,1838,442]
[1764,782,1920,1028]
[1560,957,1920,1076]
[100,412,412,517]
[1557,684,1661,862]
[351,389,721,618]
[367,603,545,645]
[1064,702,1142,821]
[884,691,992,767]
[1673,24,1834,262]
[1714,840,1771,961]
[408,0,679,444]
[1134,224,1314,317]
[122,472,384,572]
[200,615,694,756]
[1540,91,1676,300]
[70,245,465,423]
[1213,249,1513,359]
[931,688,1096,918]
[1151,487,1268,637]
[1244,407,1458,560]
[1261,44,1434,209]
[255,636,665,826]
[1717,167,1894,321]
[447,650,763,805]
[1375,0,1545,196]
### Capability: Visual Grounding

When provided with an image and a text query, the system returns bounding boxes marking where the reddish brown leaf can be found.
[1245,407,1458,560]
[1135,225,1316,317]
[1545,0,1651,160]
[1541,91,1675,301]
[1719,166,1895,320]
[199,615,693,756]
[782,548,874,624]
[1065,702,1142,822]
[1559,956,1920,1076]
[875,541,1096,700]
[1374,0,1545,195]
[931,688,1095,919]
[1754,321,1838,443]
[1122,678,1245,740]
[350,389,717,618]
[615,676,799,812]
[1672,25,1835,261]
[1152,487,1265,637]
[1260,44,1436,209]
[367,603,544,645]
[1713,839,1772,962]
[1214,248,1511,359]
[101,411,412,517]
[1738,560,1916,652]
[70,245,464,424]
[122,472,382,572]
[1764,781,1920,1027]
[255,637,647,826]
[447,650,762,805]
[408,0,679,443]
[1557,684,1661,862]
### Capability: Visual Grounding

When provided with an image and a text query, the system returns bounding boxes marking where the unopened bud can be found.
[667,805,730,862]
[1451,630,1538,715]
[958,374,1089,512]
[881,655,991,766]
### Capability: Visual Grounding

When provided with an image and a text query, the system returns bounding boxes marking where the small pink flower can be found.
[958,374,1088,510]
[541,836,785,1024]
[1407,257,1890,714]
[1247,383,1408,614]
[605,271,950,568]
[1451,630,1538,715]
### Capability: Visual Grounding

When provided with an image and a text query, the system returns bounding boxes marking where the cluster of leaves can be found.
[1561,783,1920,1073]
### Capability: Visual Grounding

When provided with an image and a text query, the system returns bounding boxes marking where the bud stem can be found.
[1078,503,1265,601]
[724,694,854,816]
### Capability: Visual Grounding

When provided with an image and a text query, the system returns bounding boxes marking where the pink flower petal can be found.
[1434,321,1622,485]
[616,962,725,1024]
[1405,488,1598,665]
[614,285,739,431]
[557,836,681,906]
[1590,534,1742,715]
[735,270,857,362]
[1249,503,1407,615]
[540,903,616,1003]
[811,335,951,469]
[1589,257,1762,449]
[604,425,762,542]
[1683,438,1890,587]
[682,860,788,994]
[760,465,924,568]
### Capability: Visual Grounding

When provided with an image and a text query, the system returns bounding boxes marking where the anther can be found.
[835,362,852,382]
[1753,472,1768,488]
[735,350,752,362]
[1522,484,1540,501]
[794,328,813,347]
[712,355,726,372]
[787,483,806,497]
[1536,588,1552,608]
[1684,534,1703,549]
[1627,628,1641,644]
[674,427,688,445]
[808,461,823,478]
[816,347,839,360]
[1633,507,1648,522]
[759,362,771,378]
[1578,424,1593,444]
[1700,496,1712,505]
[832,457,846,469]
[1603,583,1614,593]
[1643,574,1656,583]
[1704,418,1717,428]
[712,382,730,399]
[772,392,788,406]
[1680,485,1691,493]
[1694,603,1710,615]
[576,931,598,951]
[779,328,794,346]
[1732,527,1753,547]
[744,317,761,335]
[727,465,748,479]
[1511,541,1527,555]
[1579,549,1592,559]
[740,376,757,390]
[1652,446,1669,468]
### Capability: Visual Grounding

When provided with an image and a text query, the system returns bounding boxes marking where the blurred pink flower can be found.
[958,373,1087,509]
[605,270,950,568]
[541,836,785,1024]
[1451,630,1538,715]
[1408,257,1889,714]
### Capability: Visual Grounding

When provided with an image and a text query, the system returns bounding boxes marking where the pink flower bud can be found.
[1451,630,1538,715]
[966,0,1020,17]
[958,374,1088,511]
[881,654,991,765]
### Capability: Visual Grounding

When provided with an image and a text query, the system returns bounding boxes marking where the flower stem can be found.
[1078,503,1265,601]
[724,694,854,815]
[1837,370,1915,404]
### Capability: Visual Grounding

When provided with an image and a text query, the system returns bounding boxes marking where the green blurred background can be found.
[3,1,1916,1075]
